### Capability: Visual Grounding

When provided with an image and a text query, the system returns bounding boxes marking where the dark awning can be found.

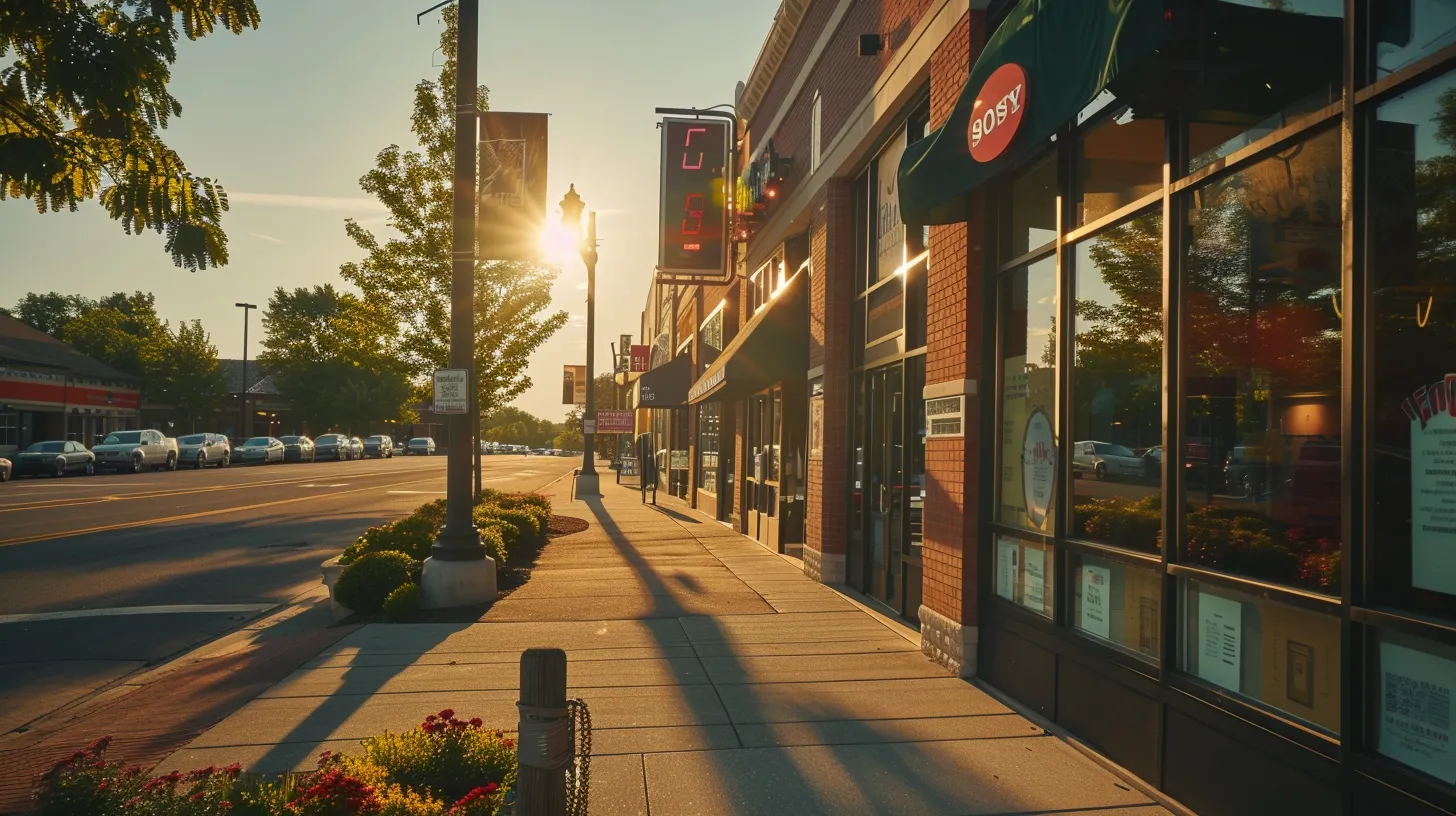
[636,352,693,407]
[689,267,807,404]
[898,0,1169,225]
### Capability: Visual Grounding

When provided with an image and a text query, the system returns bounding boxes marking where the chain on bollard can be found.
[565,698,591,816]
[514,695,591,815]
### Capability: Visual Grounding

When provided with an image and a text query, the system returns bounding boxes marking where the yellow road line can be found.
[0,462,435,514]
[0,473,448,548]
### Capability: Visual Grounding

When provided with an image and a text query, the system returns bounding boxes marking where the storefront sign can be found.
[659,117,730,278]
[1379,640,1456,784]
[967,63,1027,163]
[1403,374,1456,596]
[875,129,907,280]
[1080,565,1112,640]
[432,369,468,415]
[596,409,634,434]
[996,537,1020,601]
[477,112,548,262]
[630,345,650,373]
[562,365,587,406]
[1021,407,1056,528]
[1197,591,1243,692]
[1021,545,1047,613]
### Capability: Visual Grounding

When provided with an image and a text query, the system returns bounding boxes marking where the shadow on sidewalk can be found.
[576,493,1026,815]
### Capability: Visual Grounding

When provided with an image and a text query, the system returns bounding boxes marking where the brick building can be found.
[634,1,1456,815]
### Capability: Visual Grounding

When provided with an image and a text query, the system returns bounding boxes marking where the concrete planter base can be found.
[320,555,353,622]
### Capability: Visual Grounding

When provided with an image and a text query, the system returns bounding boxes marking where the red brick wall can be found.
[806,180,854,560]
[921,10,986,627]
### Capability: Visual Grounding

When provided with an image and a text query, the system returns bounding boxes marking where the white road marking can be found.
[0,603,275,625]
[299,484,349,488]
[386,490,447,494]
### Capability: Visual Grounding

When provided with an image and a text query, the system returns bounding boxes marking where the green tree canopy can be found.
[10,291,97,338]
[338,5,566,416]
[0,1,259,269]
[147,319,227,431]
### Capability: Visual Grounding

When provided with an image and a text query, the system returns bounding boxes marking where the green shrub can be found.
[478,524,508,571]
[479,505,540,544]
[342,517,438,565]
[384,583,422,622]
[353,710,515,804]
[335,552,419,615]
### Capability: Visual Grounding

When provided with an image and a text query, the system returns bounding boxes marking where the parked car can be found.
[1224,445,1275,498]
[347,437,364,459]
[280,435,315,463]
[393,440,405,453]
[236,436,285,464]
[93,429,177,473]
[407,437,437,456]
[1072,441,1143,480]
[12,440,95,477]
[0,456,10,482]
[176,433,230,469]
[314,433,354,461]
[363,435,393,459]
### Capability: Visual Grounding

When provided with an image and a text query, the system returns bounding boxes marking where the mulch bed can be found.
[546,515,589,537]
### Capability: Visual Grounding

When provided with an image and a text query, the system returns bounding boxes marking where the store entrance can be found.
[744,387,780,549]
[850,359,925,620]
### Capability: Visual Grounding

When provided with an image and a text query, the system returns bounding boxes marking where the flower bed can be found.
[324,491,553,620]
[34,710,515,816]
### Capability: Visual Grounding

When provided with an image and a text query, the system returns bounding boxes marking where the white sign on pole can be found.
[582,419,597,435]
[433,369,469,415]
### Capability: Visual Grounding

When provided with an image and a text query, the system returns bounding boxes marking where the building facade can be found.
[635,1,1456,814]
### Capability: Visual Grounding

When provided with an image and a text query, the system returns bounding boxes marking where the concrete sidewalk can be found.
[163,477,1174,816]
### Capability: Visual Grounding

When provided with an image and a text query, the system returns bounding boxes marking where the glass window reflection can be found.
[1370,70,1456,622]
[1071,212,1164,553]
[1375,0,1456,81]
[1181,127,1343,595]
[998,255,1059,532]
[1075,106,1163,226]
[999,152,1058,264]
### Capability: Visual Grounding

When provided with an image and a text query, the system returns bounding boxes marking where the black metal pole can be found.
[434,0,482,560]
[581,211,598,477]
[235,303,256,439]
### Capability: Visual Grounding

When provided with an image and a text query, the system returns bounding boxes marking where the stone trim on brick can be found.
[923,378,977,399]
[804,546,846,584]
[920,603,978,677]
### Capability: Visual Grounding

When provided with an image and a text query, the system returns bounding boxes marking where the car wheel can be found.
[1094,462,1106,480]
[1241,474,1254,498]
[54,459,66,478]
[194,452,206,470]
[84,460,96,476]
[166,453,178,471]
[131,455,144,474]
[220,453,230,468]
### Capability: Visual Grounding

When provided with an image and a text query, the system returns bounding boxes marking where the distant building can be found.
[0,313,141,456]
[218,359,292,439]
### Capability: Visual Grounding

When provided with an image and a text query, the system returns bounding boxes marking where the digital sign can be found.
[659,118,729,278]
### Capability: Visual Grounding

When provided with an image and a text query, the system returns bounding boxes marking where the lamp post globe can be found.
[560,184,584,236]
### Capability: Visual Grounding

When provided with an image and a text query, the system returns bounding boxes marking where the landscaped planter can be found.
[320,555,352,622]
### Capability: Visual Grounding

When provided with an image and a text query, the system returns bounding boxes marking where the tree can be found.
[258,285,413,434]
[147,319,226,432]
[62,291,166,378]
[338,5,566,416]
[0,1,260,269]
[9,292,97,338]
[482,405,556,449]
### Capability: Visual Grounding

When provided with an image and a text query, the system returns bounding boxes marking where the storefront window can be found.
[1181,127,1343,595]
[1071,212,1164,553]
[1072,551,1161,662]
[1370,70,1456,622]
[1180,578,1341,734]
[866,275,904,342]
[1075,105,1163,226]
[1187,0,1343,172]
[995,535,1054,619]
[701,307,724,352]
[770,389,782,482]
[1374,1,1456,81]
[998,152,1058,264]
[1372,629,1456,785]
[698,402,720,494]
[998,255,1058,533]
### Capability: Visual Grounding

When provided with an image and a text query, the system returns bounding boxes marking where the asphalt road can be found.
[0,452,576,736]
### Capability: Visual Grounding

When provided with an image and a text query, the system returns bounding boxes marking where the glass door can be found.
[866,363,906,611]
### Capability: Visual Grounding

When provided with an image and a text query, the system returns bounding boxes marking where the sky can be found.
[0,0,782,422]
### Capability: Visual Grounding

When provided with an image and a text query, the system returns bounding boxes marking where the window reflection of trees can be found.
[1182,127,1344,594]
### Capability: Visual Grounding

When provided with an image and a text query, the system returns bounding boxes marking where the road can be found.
[0,452,576,737]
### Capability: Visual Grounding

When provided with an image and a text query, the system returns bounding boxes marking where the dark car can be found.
[0,456,12,482]
[362,435,393,459]
[280,435,315,463]
[1224,445,1274,498]
[13,440,95,477]
[314,433,353,461]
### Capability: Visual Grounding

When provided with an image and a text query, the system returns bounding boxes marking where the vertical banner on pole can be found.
[478,112,549,261]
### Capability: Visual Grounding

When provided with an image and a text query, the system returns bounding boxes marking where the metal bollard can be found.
[517,648,568,816]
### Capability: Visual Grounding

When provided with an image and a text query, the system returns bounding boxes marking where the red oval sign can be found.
[966,63,1028,163]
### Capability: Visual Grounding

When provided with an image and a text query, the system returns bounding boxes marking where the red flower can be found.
[86,736,113,754]
[469,718,483,728]
[438,708,455,720]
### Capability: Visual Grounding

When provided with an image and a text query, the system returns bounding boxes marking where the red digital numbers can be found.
[682,127,707,170]
[681,193,705,237]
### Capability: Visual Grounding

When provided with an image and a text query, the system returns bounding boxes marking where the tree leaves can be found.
[0,0,258,269]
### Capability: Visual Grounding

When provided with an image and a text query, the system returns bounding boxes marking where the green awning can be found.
[899,0,1170,225]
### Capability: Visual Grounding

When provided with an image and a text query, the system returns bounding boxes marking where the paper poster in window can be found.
[1021,546,1047,613]
[1196,591,1243,692]
[1080,565,1112,640]
[809,395,824,460]
[1022,407,1057,529]
[1404,374,1456,596]
[996,537,1019,601]
[1379,640,1456,784]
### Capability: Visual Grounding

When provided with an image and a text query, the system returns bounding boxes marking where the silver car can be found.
[314,433,354,461]
[176,433,230,469]
[236,436,285,464]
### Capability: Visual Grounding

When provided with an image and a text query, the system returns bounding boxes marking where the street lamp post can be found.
[560,185,599,495]
[419,0,495,610]
[235,303,257,439]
